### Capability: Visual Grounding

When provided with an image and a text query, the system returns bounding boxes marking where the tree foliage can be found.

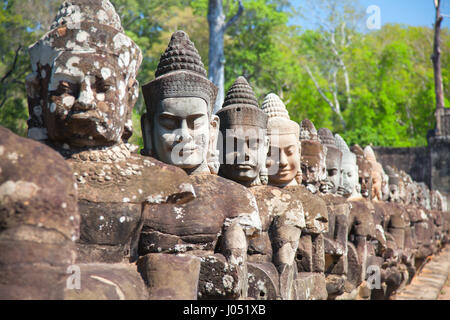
[0,0,448,148]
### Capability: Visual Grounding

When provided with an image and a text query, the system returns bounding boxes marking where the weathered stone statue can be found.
[317,128,352,299]
[259,96,328,299]
[351,144,373,200]
[335,135,361,200]
[262,94,301,188]
[335,135,379,299]
[24,4,198,302]
[217,88,305,299]
[378,166,416,297]
[141,31,219,176]
[364,146,385,202]
[318,128,342,194]
[140,31,262,299]
[217,77,268,187]
[299,120,327,194]
[0,126,79,298]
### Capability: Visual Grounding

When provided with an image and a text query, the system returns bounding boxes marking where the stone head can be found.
[402,172,418,205]
[26,0,142,148]
[141,31,219,174]
[217,77,268,187]
[318,128,342,194]
[398,170,412,204]
[261,93,301,188]
[431,190,447,211]
[335,134,360,199]
[416,182,431,209]
[385,165,402,203]
[351,144,373,199]
[364,146,384,201]
[299,120,327,192]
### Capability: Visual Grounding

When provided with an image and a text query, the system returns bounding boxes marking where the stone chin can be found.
[51,116,122,148]
[222,164,259,183]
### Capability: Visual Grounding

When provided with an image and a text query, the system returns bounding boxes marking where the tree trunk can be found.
[432,0,445,135]
[208,0,226,114]
[208,0,243,114]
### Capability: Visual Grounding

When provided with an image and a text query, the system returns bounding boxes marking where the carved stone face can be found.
[389,184,400,203]
[320,148,341,194]
[220,125,267,185]
[370,169,383,201]
[301,149,326,187]
[357,160,372,199]
[267,133,300,187]
[338,162,359,197]
[381,173,390,201]
[44,52,136,147]
[152,97,214,170]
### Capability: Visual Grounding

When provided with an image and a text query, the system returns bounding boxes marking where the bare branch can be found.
[1,46,22,84]
[304,64,334,109]
[225,0,244,30]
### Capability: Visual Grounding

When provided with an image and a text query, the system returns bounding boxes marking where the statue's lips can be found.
[278,169,292,175]
[70,110,101,121]
[234,164,255,170]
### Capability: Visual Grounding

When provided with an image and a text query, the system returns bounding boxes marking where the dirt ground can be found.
[437,276,450,300]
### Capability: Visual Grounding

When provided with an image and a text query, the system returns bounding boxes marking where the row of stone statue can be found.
[0,0,448,300]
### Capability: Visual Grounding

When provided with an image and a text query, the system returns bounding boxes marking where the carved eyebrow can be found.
[159,112,178,117]
[186,113,205,119]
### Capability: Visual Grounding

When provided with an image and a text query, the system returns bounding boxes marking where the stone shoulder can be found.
[69,153,193,204]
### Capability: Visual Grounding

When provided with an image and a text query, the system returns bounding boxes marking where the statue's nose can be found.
[75,78,96,111]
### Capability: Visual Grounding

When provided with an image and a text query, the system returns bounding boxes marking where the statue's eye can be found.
[59,81,77,95]
[187,114,205,130]
[248,139,260,150]
[96,78,113,93]
[159,115,179,130]
[285,146,295,156]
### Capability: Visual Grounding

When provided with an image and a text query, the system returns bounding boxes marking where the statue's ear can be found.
[127,80,140,112]
[141,112,153,156]
[209,114,220,146]
[207,114,220,174]
[121,80,140,142]
[26,70,48,141]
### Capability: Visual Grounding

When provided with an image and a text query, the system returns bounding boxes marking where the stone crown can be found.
[51,0,123,31]
[261,93,289,119]
[218,77,267,129]
[364,146,377,162]
[318,128,335,146]
[155,31,207,78]
[300,119,319,141]
[261,93,299,136]
[142,31,217,117]
[335,134,356,165]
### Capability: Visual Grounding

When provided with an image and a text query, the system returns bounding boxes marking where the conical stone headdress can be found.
[26,0,142,140]
[28,0,141,75]
[335,134,356,166]
[142,30,217,117]
[261,93,299,136]
[299,119,324,162]
[385,165,401,186]
[351,144,371,178]
[300,119,319,141]
[217,77,267,129]
[364,145,384,175]
[318,128,342,168]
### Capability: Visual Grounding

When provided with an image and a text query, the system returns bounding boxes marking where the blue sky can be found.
[290,0,450,30]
